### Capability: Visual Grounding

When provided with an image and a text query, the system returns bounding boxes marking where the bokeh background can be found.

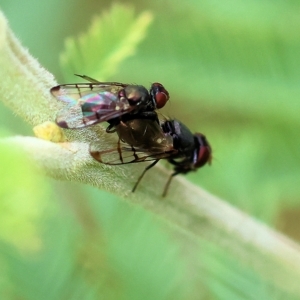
[1,0,300,299]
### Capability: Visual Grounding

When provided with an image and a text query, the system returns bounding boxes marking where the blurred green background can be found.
[1,0,300,299]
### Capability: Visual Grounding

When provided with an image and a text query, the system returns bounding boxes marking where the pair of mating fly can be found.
[51,75,212,196]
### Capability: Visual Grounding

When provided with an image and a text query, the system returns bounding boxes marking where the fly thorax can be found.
[125,85,150,108]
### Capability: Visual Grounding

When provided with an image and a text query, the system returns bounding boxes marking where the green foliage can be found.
[60,3,153,81]
[0,134,52,252]
[1,1,300,299]
[116,0,300,223]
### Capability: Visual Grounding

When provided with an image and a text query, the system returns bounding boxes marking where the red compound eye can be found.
[193,133,212,168]
[150,83,170,109]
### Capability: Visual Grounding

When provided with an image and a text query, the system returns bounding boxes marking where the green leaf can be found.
[60,3,153,81]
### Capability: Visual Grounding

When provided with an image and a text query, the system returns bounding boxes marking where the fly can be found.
[51,74,169,131]
[90,118,212,197]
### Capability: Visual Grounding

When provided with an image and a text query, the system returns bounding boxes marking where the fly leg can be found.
[162,171,179,197]
[132,160,160,193]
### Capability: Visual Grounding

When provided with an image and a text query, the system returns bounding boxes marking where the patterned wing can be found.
[90,118,176,164]
[89,138,177,165]
[51,83,134,129]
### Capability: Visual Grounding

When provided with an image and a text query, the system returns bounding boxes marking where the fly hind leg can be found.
[132,160,159,193]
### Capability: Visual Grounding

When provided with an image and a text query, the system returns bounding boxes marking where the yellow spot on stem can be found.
[33,121,66,143]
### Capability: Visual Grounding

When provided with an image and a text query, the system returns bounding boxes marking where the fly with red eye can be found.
[51,74,169,131]
[90,118,212,197]
[51,75,211,196]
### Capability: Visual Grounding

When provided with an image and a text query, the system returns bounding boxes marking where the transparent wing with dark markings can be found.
[90,118,176,165]
[51,83,134,129]
[89,139,177,165]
